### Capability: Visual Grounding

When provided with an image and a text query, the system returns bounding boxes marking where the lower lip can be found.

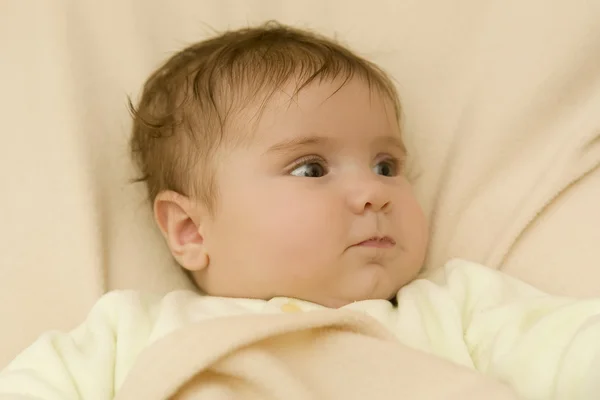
[357,239,395,248]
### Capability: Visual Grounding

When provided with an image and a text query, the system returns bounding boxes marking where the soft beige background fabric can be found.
[1,0,599,368]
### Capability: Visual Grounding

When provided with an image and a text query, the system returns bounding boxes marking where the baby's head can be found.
[130,23,428,307]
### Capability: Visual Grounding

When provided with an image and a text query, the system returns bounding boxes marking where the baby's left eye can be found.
[373,160,398,177]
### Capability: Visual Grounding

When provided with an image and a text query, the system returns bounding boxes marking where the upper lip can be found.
[353,235,396,246]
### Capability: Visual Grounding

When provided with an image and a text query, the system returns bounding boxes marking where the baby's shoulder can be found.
[83,289,201,323]
[409,259,547,313]
[418,259,521,288]
[89,289,274,327]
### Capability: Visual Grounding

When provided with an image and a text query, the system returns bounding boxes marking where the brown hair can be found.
[129,22,401,211]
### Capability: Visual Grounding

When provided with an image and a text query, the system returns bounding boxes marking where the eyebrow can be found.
[265,134,406,155]
[376,135,407,155]
[266,135,330,154]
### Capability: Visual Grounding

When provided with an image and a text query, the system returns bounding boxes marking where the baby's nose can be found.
[347,177,391,214]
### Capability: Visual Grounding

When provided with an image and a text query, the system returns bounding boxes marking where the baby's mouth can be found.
[356,236,396,248]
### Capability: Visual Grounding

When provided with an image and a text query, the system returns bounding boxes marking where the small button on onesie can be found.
[280,302,302,313]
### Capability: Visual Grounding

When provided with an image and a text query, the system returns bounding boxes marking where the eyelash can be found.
[378,155,403,171]
[287,155,327,171]
[286,154,403,175]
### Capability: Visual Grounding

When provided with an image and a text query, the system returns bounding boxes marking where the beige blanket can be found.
[113,311,516,400]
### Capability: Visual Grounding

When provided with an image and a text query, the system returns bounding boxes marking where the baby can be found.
[1,23,599,400]
[131,22,427,308]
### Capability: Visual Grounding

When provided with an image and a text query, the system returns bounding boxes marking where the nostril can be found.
[381,201,391,212]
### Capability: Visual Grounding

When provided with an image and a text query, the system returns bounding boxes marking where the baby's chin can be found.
[309,290,397,309]
[307,274,402,308]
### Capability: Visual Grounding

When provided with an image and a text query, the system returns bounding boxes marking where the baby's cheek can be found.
[397,195,429,261]
[265,197,336,253]
[269,203,325,246]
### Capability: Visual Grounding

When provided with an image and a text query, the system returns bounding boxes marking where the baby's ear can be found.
[153,191,209,271]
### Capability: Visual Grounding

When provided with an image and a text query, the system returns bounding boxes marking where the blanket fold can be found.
[115,311,517,400]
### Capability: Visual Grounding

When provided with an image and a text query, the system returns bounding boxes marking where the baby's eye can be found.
[290,161,327,178]
[373,159,398,177]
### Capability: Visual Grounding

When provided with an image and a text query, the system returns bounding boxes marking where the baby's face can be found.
[199,78,428,307]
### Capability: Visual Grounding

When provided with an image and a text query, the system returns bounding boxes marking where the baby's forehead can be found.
[225,77,401,147]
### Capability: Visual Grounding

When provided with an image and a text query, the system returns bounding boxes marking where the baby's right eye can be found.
[290,160,328,178]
